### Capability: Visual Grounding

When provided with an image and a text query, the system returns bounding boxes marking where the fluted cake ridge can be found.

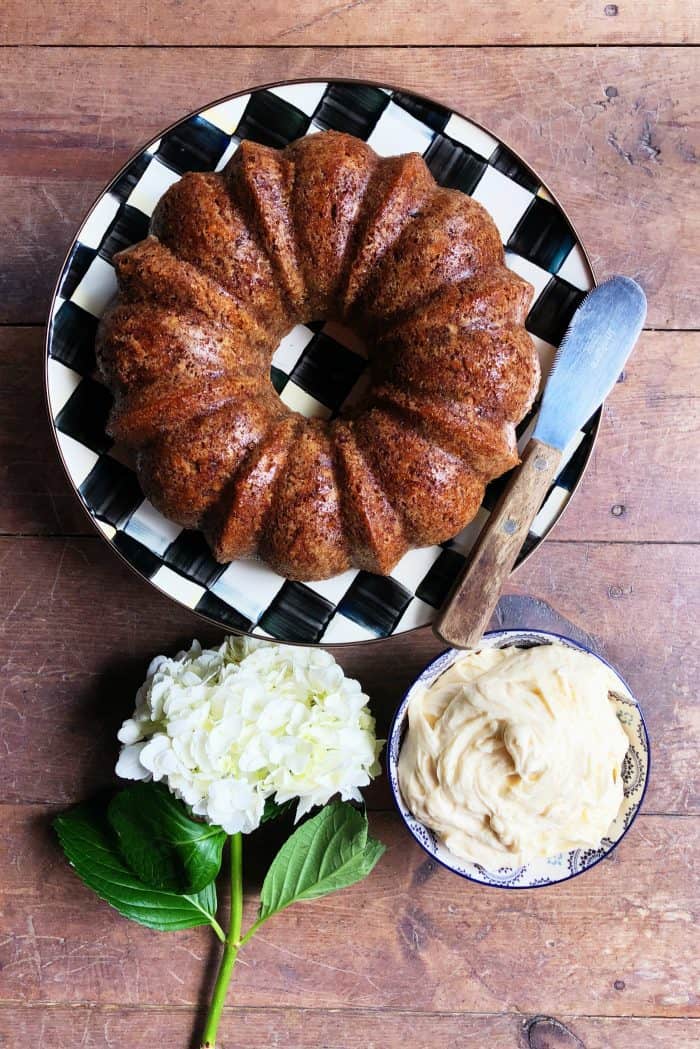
[96,130,539,581]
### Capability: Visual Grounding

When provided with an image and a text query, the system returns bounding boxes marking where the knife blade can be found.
[434,274,647,649]
[533,275,647,450]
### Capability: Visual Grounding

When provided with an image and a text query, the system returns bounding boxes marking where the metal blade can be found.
[533,275,647,451]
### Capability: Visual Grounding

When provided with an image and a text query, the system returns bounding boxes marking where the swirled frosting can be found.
[398,644,629,866]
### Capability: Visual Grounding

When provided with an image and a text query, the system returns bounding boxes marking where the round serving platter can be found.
[45,78,597,646]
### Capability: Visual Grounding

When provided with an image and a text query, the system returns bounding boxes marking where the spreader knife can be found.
[434,275,647,649]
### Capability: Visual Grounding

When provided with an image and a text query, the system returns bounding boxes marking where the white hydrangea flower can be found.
[116,637,383,834]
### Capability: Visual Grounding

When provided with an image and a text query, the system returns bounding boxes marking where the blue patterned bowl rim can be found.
[386,628,651,889]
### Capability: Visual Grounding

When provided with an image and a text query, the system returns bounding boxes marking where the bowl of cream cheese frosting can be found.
[387,630,649,888]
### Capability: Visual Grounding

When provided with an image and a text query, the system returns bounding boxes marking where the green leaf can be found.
[108,782,227,894]
[258,801,385,921]
[261,796,295,825]
[54,801,220,933]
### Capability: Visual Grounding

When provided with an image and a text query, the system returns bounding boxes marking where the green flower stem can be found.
[210,916,226,944]
[200,833,244,1049]
[237,916,265,949]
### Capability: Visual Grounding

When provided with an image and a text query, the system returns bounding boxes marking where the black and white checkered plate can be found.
[46,79,597,645]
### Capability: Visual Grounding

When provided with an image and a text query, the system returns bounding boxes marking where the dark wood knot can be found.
[525,1015,585,1049]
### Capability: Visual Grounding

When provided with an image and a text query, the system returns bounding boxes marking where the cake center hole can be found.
[269,321,371,421]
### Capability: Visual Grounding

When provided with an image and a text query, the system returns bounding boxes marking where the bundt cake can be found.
[96,130,539,582]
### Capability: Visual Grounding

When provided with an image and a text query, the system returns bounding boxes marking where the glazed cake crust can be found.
[96,129,539,582]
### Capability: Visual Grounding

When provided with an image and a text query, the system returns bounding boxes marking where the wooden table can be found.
[1,4,698,1047]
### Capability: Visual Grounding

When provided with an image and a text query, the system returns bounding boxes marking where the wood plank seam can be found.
[2,1005,699,1019]
[2,43,699,49]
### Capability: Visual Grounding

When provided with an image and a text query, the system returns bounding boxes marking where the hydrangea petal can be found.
[115,639,384,833]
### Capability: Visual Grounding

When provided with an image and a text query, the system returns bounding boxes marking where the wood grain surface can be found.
[2,46,698,327]
[3,1011,699,1049]
[2,0,698,46]
[1,5,698,1047]
[2,810,697,1015]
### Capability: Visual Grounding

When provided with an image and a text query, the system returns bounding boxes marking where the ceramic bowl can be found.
[387,629,649,888]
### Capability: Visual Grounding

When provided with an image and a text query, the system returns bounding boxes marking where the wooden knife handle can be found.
[433,438,563,649]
